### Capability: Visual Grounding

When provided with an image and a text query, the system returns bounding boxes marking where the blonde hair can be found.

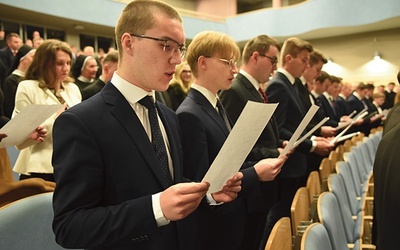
[186,31,240,78]
[115,0,182,60]
[171,61,193,93]
[281,37,313,66]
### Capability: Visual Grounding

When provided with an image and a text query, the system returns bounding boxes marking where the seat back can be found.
[264,217,292,250]
[300,222,333,250]
[317,192,349,250]
[327,173,359,242]
[291,187,310,237]
[343,152,363,197]
[319,158,331,191]
[306,171,321,205]
[0,147,14,182]
[328,151,338,173]
[336,161,362,215]
[0,192,65,249]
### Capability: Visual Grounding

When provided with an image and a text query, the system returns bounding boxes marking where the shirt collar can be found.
[239,69,260,91]
[111,72,154,105]
[191,83,218,109]
[277,68,295,84]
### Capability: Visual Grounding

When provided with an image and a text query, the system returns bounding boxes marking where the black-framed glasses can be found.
[259,54,278,66]
[130,34,186,59]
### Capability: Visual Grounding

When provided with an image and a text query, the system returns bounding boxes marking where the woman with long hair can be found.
[12,39,81,182]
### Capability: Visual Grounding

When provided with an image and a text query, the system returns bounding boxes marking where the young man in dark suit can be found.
[264,37,333,237]
[81,50,118,101]
[52,1,242,249]
[219,34,288,250]
[176,31,286,250]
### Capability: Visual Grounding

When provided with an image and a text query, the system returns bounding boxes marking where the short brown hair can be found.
[280,37,313,66]
[115,0,182,60]
[186,31,240,78]
[309,49,327,66]
[25,39,73,88]
[242,35,280,65]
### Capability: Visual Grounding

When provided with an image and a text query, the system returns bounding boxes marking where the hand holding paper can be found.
[211,172,243,203]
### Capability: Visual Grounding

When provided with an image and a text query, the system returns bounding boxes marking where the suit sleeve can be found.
[52,111,158,249]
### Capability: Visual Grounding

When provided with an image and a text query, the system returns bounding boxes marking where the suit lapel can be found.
[238,74,280,142]
[102,83,172,189]
[189,89,230,136]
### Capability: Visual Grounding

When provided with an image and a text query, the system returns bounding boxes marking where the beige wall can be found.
[309,28,400,86]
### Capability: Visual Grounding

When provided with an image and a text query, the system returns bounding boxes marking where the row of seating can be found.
[301,130,382,250]
[266,129,382,250]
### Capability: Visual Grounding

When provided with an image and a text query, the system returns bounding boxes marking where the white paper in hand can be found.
[0,104,64,148]
[202,101,278,193]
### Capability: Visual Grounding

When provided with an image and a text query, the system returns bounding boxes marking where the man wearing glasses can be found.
[219,34,287,250]
[52,1,242,249]
[176,31,286,250]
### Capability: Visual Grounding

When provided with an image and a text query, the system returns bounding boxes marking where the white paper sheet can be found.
[329,111,368,145]
[279,104,320,157]
[202,101,278,193]
[335,132,360,144]
[0,104,64,148]
[293,117,330,148]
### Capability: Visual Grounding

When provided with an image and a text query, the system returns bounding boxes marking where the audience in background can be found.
[2,45,36,118]
[12,39,81,182]
[382,81,396,110]
[71,54,98,91]
[81,50,118,100]
[167,61,194,110]
[0,32,22,74]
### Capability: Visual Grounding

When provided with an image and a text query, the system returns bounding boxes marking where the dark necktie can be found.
[216,99,232,131]
[139,96,173,185]
[330,98,338,115]
[258,87,268,103]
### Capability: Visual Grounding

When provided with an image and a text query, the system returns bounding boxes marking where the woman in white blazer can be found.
[12,39,81,182]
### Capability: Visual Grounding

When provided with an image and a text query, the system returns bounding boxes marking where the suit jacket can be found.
[295,79,325,136]
[373,122,400,250]
[382,90,396,110]
[52,83,184,250]
[347,94,371,134]
[81,78,106,101]
[336,95,349,117]
[176,88,259,250]
[383,101,400,136]
[2,73,22,118]
[219,73,281,212]
[318,94,339,127]
[0,47,13,72]
[266,72,310,178]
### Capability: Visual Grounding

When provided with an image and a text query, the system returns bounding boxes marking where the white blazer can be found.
[12,80,81,175]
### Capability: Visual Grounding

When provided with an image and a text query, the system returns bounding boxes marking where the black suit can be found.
[81,78,106,101]
[264,71,313,242]
[219,73,281,250]
[374,121,400,250]
[2,73,22,118]
[0,47,14,73]
[346,93,371,135]
[336,95,349,117]
[318,94,339,127]
[382,90,396,110]
[176,88,259,250]
[53,83,184,250]
[383,101,400,136]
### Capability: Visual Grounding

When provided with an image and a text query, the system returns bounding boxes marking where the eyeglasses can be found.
[259,54,278,66]
[130,34,187,59]
[218,58,237,70]
[205,56,237,70]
